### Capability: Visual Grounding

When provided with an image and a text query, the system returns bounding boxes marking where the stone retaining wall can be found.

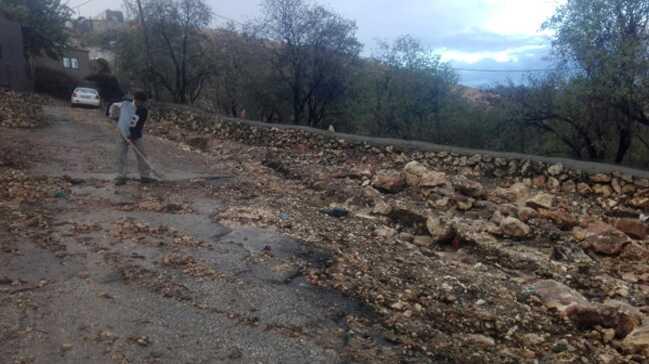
[149,103,649,211]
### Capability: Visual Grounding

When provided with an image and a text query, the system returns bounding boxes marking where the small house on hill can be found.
[34,48,92,80]
[0,14,32,91]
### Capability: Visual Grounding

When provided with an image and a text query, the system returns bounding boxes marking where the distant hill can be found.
[456,85,497,107]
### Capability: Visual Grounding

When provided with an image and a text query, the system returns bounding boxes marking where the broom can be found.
[111,103,165,180]
[120,132,166,180]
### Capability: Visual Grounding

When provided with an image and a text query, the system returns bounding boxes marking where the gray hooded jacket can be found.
[116,101,136,139]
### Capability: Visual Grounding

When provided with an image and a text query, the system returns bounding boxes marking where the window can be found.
[63,57,80,70]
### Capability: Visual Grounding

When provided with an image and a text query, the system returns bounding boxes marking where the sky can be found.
[74,0,564,87]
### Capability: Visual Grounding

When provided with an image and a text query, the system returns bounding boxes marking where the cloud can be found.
[427,31,549,52]
[77,0,561,86]
[481,0,564,35]
[448,47,555,87]
[438,43,548,64]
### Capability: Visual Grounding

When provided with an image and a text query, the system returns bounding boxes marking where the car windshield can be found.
[75,88,98,95]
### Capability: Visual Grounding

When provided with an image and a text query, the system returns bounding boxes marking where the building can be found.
[34,48,92,81]
[96,9,124,23]
[92,10,125,33]
[0,14,32,91]
[72,17,94,33]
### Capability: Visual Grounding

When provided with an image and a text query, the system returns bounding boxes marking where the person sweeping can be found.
[112,91,156,185]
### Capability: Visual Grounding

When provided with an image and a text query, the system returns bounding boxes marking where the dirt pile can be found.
[145,104,649,362]
[0,91,47,129]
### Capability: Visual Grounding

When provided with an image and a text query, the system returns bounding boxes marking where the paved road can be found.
[0,106,373,363]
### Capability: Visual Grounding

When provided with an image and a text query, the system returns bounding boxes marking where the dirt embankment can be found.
[142,103,649,363]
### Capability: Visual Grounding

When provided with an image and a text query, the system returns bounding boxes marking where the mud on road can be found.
[0,106,386,364]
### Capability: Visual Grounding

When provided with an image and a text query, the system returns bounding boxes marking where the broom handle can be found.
[111,102,163,179]
[120,133,164,179]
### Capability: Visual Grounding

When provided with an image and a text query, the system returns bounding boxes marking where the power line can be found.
[452,67,555,73]
[69,0,98,10]
[213,12,246,26]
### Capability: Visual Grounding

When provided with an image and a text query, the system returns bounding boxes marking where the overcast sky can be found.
[75,0,564,87]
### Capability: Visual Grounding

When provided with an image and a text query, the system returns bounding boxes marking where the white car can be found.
[71,87,101,108]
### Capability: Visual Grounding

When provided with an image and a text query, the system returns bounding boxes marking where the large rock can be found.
[621,325,649,354]
[372,199,393,216]
[419,171,449,188]
[581,224,631,256]
[547,177,561,192]
[591,173,612,183]
[622,184,637,195]
[532,175,546,188]
[588,238,628,256]
[611,179,622,194]
[402,162,449,196]
[614,219,648,240]
[387,208,427,229]
[500,217,530,238]
[603,299,645,328]
[453,193,474,211]
[372,170,406,194]
[561,180,577,194]
[426,216,456,244]
[452,176,484,198]
[526,280,589,316]
[375,226,397,239]
[593,184,613,197]
[537,208,578,230]
[620,242,649,261]
[636,178,649,188]
[565,304,639,339]
[547,164,564,176]
[575,221,612,238]
[527,281,641,338]
[494,182,529,202]
[516,206,537,222]
[576,183,592,195]
[628,195,649,209]
[402,161,429,187]
[526,193,555,210]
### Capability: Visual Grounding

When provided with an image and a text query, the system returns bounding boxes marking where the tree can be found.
[0,0,72,59]
[544,0,649,163]
[203,25,286,121]
[121,0,214,103]
[369,35,459,142]
[494,74,618,160]
[260,0,361,127]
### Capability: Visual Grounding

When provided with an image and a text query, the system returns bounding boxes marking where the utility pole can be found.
[135,0,157,98]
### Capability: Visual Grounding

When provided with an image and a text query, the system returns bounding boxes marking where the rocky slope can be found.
[144,104,649,363]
